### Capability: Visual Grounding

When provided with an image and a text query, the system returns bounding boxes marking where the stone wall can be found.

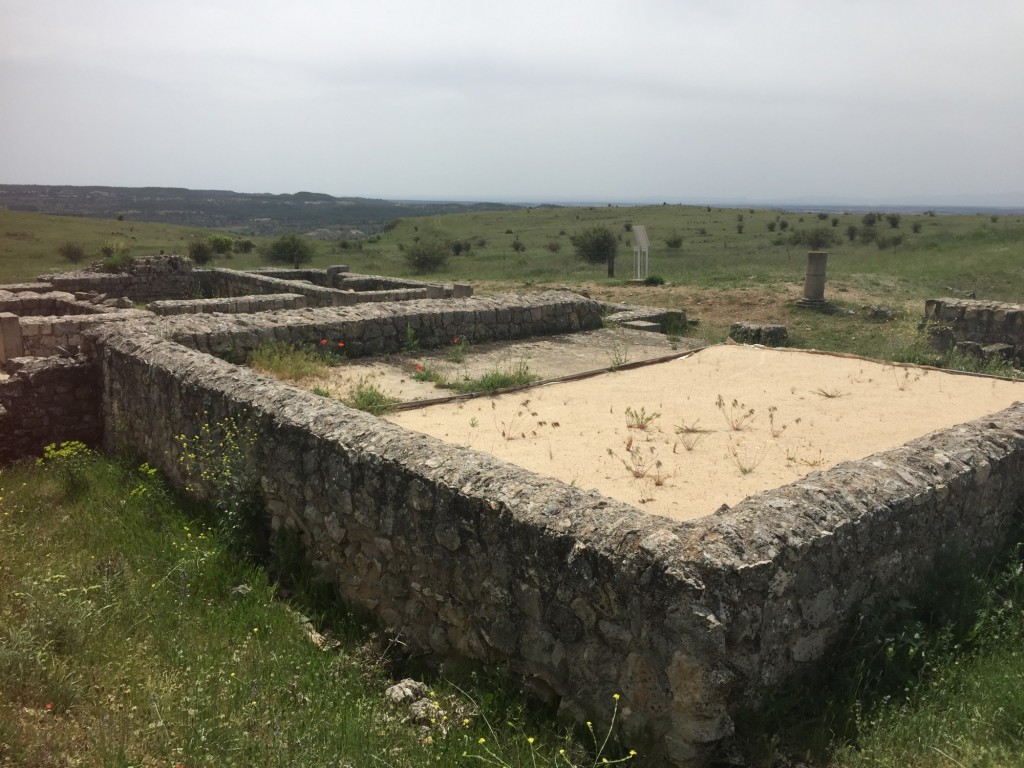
[88,304,1024,765]
[0,355,103,463]
[923,298,1024,364]
[40,254,198,302]
[0,290,108,317]
[18,312,143,358]
[149,293,308,316]
[145,291,604,361]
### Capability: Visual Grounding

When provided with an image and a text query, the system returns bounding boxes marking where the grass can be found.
[250,341,332,381]
[342,377,399,415]
[443,359,538,395]
[0,446,628,767]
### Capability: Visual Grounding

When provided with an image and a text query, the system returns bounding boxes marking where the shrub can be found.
[790,227,837,250]
[264,233,315,268]
[779,220,789,231]
[57,241,87,264]
[766,221,777,232]
[817,212,829,221]
[886,213,902,229]
[862,212,879,228]
[831,217,839,227]
[188,239,215,265]
[570,226,618,277]
[402,237,450,273]
[911,222,923,234]
[511,237,525,253]
[846,224,858,242]
[736,223,744,234]
[665,235,683,248]
[207,234,234,254]
[233,238,255,254]
[623,222,632,232]
[643,274,665,286]
[547,241,561,253]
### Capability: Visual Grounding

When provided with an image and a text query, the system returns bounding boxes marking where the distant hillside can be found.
[0,185,521,239]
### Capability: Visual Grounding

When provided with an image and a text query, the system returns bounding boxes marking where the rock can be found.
[115,297,134,309]
[384,678,429,707]
[866,305,896,321]
[728,322,788,347]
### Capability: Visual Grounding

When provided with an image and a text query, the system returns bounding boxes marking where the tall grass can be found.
[0,446,619,767]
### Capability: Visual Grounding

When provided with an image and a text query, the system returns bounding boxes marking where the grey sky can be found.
[2,0,1022,204]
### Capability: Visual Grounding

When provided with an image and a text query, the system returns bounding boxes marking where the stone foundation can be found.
[923,298,1024,365]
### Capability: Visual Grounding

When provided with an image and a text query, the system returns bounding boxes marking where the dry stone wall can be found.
[86,300,1024,766]
[924,298,1024,364]
[149,293,308,316]
[0,354,102,463]
[41,254,198,301]
[139,291,604,361]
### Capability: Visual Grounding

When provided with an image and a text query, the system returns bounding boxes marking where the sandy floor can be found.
[386,345,1024,521]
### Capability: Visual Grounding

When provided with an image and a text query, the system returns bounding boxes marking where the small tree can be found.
[885,213,901,229]
[264,233,315,268]
[188,239,215,265]
[403,238,450,273]
[57,241,87,264]
[570,227,618,277]
[207,234,234,255]
[233,238,255,254]
[846,224,858,242]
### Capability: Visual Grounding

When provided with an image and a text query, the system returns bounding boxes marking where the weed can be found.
[813,387,846,399]
[727,439,768,475]
[36,441,94,497]
[767,406,787,438]
[716,395,756,431]
[447,335,469,363]
[606,327,632,369]
[251,341,331,381]
[343,377,399,415]
[311,386,331,398]
[446,359,538,395]
[403,323,420,352]
[412,361,447,385]
[624,406,660,430]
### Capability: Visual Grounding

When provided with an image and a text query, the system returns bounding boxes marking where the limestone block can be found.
[0,313,24,362]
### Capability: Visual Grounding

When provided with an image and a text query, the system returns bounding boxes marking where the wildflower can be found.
[613,692,620,700]
[338,341,344,348]
[463,718,470,726]
[527,737,535,745]
[320,339,327,346]
[478,737,486,745]
[453,337,460,344]
[629,750,637,756]
[45,702,53,711]
[416,364,424,372]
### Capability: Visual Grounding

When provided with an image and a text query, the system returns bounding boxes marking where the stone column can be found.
[798,251,829,306]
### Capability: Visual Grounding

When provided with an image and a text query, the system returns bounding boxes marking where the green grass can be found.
[250,341,332,381]
[342,377,400,415]
[0,446,632,767]
[412,359,540,395]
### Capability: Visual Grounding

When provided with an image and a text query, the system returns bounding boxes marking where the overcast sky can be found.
[2,0,1022,205]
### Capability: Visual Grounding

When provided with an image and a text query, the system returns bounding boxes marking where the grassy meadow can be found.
[2,203,1024,765]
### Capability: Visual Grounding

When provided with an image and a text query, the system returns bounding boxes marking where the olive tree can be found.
[264,233,315,268]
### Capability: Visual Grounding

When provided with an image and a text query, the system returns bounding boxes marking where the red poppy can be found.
[416,364,424,372]
[45,702,53,711]
[320,339,327,346]
[338,341,344,348]
[453,337,460,344]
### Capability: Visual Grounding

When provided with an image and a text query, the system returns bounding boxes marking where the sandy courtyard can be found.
[386,345,1024,521]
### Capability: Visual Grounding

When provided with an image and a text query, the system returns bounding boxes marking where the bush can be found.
[846,225,858,242]
[911,222,923,234]
[665,235,683,248]
[510,238,525,253]
[643,274,665,286]
[57,241,87,264]
[886,213,902,229]
[264,233,315,268]
[547,241,561,253]
[402,237,450,273]
[570,227,618,277]
[766,221,777,232]
[789,227,837,250]
[862,212,879,228]
[188,239,215,265]
[233,238,255,254]
[207,234,234,254]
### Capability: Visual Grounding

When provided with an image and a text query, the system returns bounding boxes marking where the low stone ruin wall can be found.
[85,298,1024,766]
[144,290,603,361]
[924,298,1024,364]
[149,293,308,316]
[0,355,102,463]
[0,290,109,317]
[17,312,143,358]
[40,254,197,302]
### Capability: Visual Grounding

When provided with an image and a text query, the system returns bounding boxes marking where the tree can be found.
[188,239,215,265]
[57,241,87,264]
[207,234,234,255]
[402,237,450,273]
[570,227,618,277]
[264,233,315,268]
